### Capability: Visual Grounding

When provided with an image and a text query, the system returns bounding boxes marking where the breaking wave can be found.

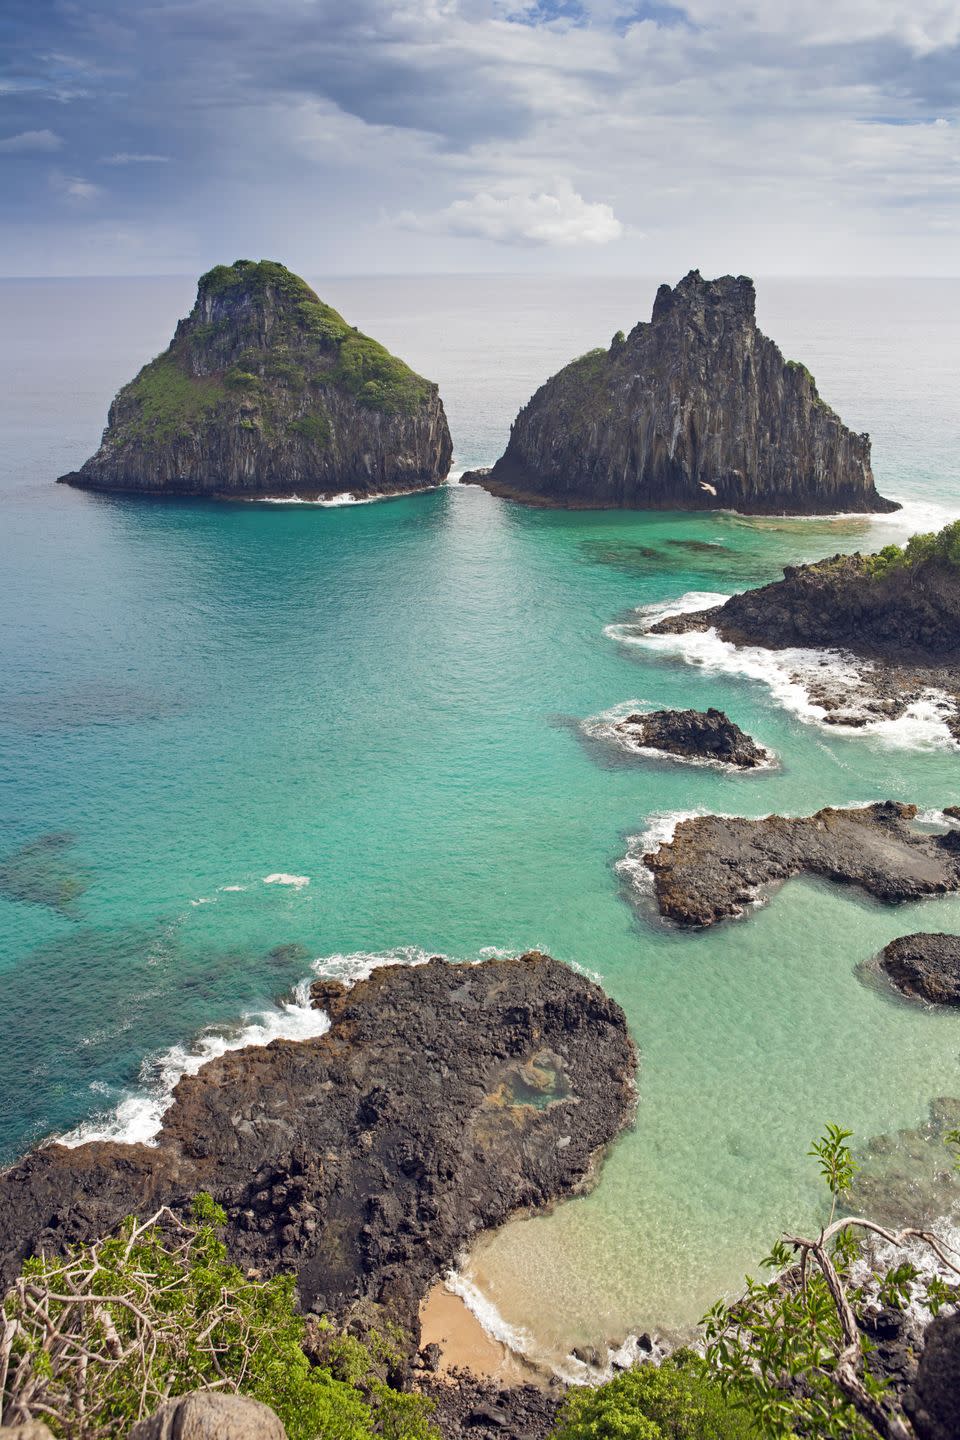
[607,593,958,751]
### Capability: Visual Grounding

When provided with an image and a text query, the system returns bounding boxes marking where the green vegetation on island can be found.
[863,519,960,579]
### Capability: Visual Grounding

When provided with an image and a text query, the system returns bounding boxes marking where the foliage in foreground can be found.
[863,519,960,579]
[552,1352,758,1440]
[0,1194,437,1440]
[702,1125,960,1440]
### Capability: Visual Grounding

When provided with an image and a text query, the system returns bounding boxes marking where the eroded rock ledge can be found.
[639,802,960,928]
[0,953,636,1340]
[612,707,770,769]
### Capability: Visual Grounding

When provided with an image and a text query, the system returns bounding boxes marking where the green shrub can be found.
[290,413,332,445]
[116,351,226,442]
[1,1195,437,1440]
[863,519,960,579]
[551,1354,757,1440]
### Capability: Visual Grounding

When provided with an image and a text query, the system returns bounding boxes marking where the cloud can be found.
[421,181,624,246]
[0,129,62,154]
[50,172,104,203]
[101,152,170,165]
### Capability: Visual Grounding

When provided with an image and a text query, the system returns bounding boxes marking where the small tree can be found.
[703,1127,960,1440]
[1,1196,437,1440]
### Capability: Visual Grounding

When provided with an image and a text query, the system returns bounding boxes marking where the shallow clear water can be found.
[1,274,959,1366]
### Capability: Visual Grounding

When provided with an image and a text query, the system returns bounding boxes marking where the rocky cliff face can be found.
[0,953,635,1337]
[466,270,895,514]
[58,260,452,498]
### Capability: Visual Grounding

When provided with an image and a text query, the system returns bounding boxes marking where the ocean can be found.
[1,272,959,1370]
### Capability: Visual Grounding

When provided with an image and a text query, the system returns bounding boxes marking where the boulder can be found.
[128,1392,286,1440]
[878,933,960,1005]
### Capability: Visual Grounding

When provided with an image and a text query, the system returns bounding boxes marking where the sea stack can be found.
[59,260,453,499]
[465,270,896,514]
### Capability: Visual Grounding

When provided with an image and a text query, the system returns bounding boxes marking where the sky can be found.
[0,0,958,276]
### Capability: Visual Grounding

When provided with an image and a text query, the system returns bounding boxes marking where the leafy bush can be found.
[1,1195,437,1440]
[290,413,332,445]
[702,1126,960,1439]
[552,1354,757,1440]
[863,519,960,579]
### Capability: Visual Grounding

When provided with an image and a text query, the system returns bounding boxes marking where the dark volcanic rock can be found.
[58,260,452,499]
[612,707,770,769]
[878,933,960,1005]
[638,801,960,928]
[904,1310,960,1440]
[464,271,894,514]
[0,953,635,1338]
[420,1374,563,1440]
[654,551,960,665]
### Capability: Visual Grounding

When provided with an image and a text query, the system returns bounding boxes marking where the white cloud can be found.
[679,1,960,56]
[422,181,624,246]
[50,171,104,202]
[0,128,62,154]
[101,151,170,164]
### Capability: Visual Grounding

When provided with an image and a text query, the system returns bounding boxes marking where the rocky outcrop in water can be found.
[648,540,960,740]
[58,260,452,499]
[0,953,635,1340]
[612,707,770,768]
[654,550,960,664]
[463,271,894,514]
[878,933,960,1005]
[638,802,960,928]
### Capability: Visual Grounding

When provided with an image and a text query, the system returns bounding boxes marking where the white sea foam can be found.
[263,872,310,889]
[189,896,215,907]
[615,810,705,900]
[582,699,777,771]
[311,944,437,985]
[443,1269,538,1359]
[59,946,443,1150]
[219,883,247,892]
[254,486,439,507]
[608,592,957,751]
[60,978,330,1148]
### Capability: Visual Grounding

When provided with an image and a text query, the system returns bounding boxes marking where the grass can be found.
[115,350,228,442]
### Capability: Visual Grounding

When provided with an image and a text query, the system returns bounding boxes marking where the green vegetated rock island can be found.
[464,270,896,514]
[58,260,453,499]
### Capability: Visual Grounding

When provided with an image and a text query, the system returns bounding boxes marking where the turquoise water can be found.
[1,275,959,1366]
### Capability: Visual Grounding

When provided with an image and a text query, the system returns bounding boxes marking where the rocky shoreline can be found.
[0,953,636,1349]
[648,546,960,741]
[637,801,960,928]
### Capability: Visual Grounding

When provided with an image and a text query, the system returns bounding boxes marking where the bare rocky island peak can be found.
[464,269,897,514]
